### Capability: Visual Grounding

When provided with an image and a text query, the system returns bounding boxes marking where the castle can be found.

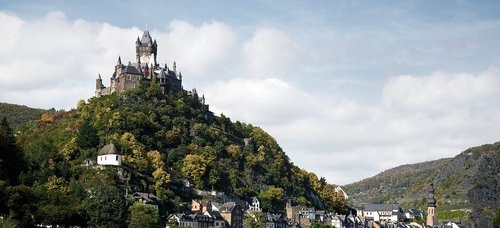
[95,30,183,97]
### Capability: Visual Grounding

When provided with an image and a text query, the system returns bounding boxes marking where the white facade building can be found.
[363,204,400,223]
[248,197,262,212]
[97,143,121,166]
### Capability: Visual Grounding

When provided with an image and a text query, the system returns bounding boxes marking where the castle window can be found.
[116,155,118,161]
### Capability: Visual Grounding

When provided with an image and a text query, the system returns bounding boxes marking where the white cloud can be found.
[203,77,320,126]
[0,11,237,109]
[203,68,500,185]
[154,20,237,79]
[241,29,306,79]
[383,68,500,110]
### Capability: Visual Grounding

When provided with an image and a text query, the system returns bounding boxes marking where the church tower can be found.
[135,30,157,66]
[426,183,437,227]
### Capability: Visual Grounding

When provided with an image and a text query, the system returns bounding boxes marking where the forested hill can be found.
[0,81,346,226]
[344,142,500,227]
[0,102,46,129]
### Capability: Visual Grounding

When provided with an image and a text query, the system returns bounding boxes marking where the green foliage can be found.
[244,211,265,228]
[129,203,160,228]
[493,208,500,228]
[258,186,284,213]
[81,170,127,227]
[0,102,46,129]
[0,117,25,184]
[76,118,99,149]
[345,143,500,227]
[437,210,467,220]
[0,83,350,225]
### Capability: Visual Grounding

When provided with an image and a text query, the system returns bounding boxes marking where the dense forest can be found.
[344,143,500,228]
[0,80,346,227]
[0,102,46,129]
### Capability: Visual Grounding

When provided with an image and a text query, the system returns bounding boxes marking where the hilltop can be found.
[344,142,500,227]
[0,82,346,227]
[0,102,46,129]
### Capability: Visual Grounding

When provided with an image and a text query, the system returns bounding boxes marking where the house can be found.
[203,210,226,228]
[172,200,227,228]
[166,213,183,227]
[219,202,244,228]
[192,199,212,214]
[439,221,465,228]
[363,204,400,223]
[404,209,423,222]
[97,142,121,166]
[178,212,215,228]
[264,213,288,228]
[131,192,159,209]
[248,197,262,212]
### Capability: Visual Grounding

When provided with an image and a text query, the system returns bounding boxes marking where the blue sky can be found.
[1,0,500,185]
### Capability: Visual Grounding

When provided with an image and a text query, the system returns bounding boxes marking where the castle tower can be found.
[95,74,104,97]
[135,31,157,66]
[426,183,437,227]
[115,56,123,76]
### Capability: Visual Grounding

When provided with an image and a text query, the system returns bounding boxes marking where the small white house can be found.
[248,197,262,212]
[97,142,121,166]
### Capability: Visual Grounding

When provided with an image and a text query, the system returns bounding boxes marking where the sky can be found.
[1,0,500,185]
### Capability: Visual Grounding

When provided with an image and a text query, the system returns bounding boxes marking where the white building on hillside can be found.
[362,204,400,223]
[248,197,262,212]
[97,142,121,166]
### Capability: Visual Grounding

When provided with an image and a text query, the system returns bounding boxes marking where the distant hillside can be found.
[0,102,46,129]
[344,143,500,227]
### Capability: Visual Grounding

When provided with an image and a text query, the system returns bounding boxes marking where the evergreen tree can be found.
[76,118,99,149]
[0,117,23,184]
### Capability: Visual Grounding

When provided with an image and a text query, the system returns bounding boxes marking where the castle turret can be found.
[173,61,177,73]
[136,31,157,66]
[426,183,437,227]
[115,56,123,77]
[95,74,104,97]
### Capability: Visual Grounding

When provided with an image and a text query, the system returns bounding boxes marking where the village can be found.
[97,143,462,228]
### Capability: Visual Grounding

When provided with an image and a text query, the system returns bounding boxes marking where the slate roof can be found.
[219,202,237,212]
[133,192,159,204]
[123,65,142,75]
[141,30,152,44]
[363,204,399,212]
[98,143,119,155]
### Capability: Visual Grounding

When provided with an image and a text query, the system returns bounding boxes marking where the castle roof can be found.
[98,143,119,156]
[140,30,152,44]
[123,64,142,75]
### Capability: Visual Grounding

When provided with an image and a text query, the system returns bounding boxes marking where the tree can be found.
[0,117,24,184]
[181,154,207,188]
[76,118,99,149]
[81,170,126,227]
[258,186,284,213]
[244,211,265,228]
[493,208,500,228]
[129,203,160,228]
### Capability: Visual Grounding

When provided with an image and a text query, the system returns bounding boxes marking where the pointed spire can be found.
[173,61,177,73]
[136,36,140,44]
[98,74,101,80]
[117,56,122,65]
